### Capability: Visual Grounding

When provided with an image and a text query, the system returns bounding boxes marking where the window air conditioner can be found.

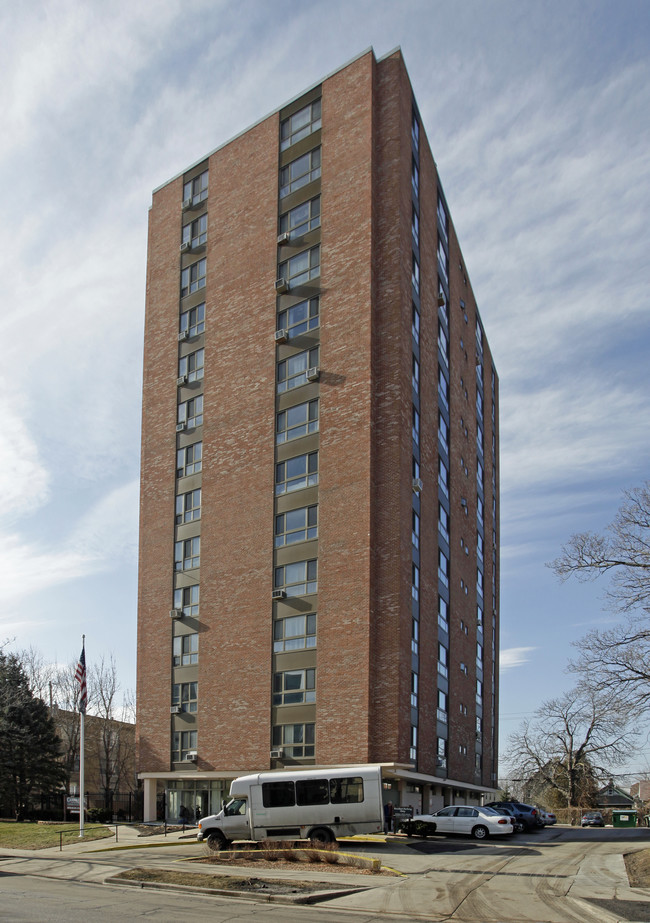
[412,477,423,494]
[277,231,291,245]
[178,329,190,341]
[437,293,446,307]
[182,198,193,210]
[169,609,183,619]
[306,367,320,382]
[275,278,289,294]
[272,589,286,600]
[176,374,187,386]
[275,329,289,344]
[180,241,192,253]
[176,423,186,433]
[270,749,284,759]
[170,705,182,715]
[186,751,198,762]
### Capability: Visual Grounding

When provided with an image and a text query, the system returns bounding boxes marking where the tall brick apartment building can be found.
[137,47,500,823]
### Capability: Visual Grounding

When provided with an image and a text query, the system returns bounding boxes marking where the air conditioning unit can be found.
[437,293,446,307]
[176,374,187,386]
[182,197,193,210]
[275,278,289,294]
[169,609,183,619]
[270,749,284,759]
[277,231,291,245]
[306,366,320,382]
[180,241,192,253]
[186,751,198,762]
[412,477,423,494]
[178,329,190,341]
[170,705,182,715]
[176,422,186,433]
[272,588,286,600]
[275,328,289,344]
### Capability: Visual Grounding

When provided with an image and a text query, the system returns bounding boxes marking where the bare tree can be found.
[549,482,650,613]
[90,655,136,803]
[504,686,638,809]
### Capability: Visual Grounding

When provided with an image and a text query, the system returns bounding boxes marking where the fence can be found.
[30,790,144,823]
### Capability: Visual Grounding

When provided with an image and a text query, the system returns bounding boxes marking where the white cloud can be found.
[500,647,537,670]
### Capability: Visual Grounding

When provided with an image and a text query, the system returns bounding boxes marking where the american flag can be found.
[75,644,87,714]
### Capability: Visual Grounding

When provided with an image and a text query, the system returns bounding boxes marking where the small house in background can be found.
[594,779,634,809]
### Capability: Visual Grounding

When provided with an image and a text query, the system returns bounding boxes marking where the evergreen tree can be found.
[0,652,65,820]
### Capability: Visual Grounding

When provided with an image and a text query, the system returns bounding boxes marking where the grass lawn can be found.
[0,822,114,849]
[625,848,650,887]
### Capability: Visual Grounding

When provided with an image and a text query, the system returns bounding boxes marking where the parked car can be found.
[581,811,605,827]
[484,801,544,831]
[490,804,525,832]
[541,811,556,825]
[405,805,514,840]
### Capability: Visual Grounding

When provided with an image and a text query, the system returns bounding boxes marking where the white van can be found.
[197,765,384,849]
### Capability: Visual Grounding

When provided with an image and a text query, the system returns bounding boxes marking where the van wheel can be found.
[472,825,488,840]
[309,827,334,845]
[206,831,228,850]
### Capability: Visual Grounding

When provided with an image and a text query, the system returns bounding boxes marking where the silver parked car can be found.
[405,804,514,840]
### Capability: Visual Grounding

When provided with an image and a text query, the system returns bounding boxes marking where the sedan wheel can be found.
[472,825,489,840]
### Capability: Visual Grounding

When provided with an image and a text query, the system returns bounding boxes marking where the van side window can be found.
[330,776,364,804]
[262,781,295,808]
[296,778,329,806]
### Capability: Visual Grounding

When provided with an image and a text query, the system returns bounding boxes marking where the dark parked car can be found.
[485,801,544,831]
[581,811,605,827]
[491,804,525,832]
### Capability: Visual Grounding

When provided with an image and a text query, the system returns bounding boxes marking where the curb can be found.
[107,874,367,904]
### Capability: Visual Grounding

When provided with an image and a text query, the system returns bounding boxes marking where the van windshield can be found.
[224,798,247,817]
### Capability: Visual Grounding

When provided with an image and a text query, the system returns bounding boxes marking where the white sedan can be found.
[405,804,514,839]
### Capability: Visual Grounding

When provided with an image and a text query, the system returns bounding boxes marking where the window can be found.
[172,729,197,762]
[175,537,200,571]
[173,633,198,666]
[176,488,201,523]
[437,690,448,723]
[477,642,483,668]
[274,559,317,596]
[412,109,420,150]
[263,780,295,807]
[477,533,484,561]
[296,778,329,806]
[438,642,448,678]
[477,566,484,596]
[460,662,468,675]
[181,258,206,297]
[178,394,203,429]
[477,603,483,626]
[438,503,449,543]
[477,459,484,488]
[179,303,205,338]
[411,253,420,294]
[413,456,420,481]
[173,584,199,617]
[275,505,317,546]
[476,680,483,704]
[437,193,448,241]
[410,725,417,761]
[412,356,419,394]
[412,207,419,247]
[182,214,207,248]
[412,510,420,549]
[438,412,449,450]
[438,322,449,365]
[276,399,318,443]
[411,157,419,197]
[477,496,484,526]
[280,148,321,198]
[437,737,447,769]
[273,668,315,705]
[172,681,197,713]
[277,347,319,393]
[437,239,448,287]
[183,170,208,206]
[411,617,419,654]
[278,297,319,338]
[412,406,419,446]
[438,549,449,587]
[275,451,318,495]
[476,389,484,417]
[179,348,204,383]
[410,671,418,708]
[280,99,321,150]
[439,284,449,323]
[280,196,320,238]
[412,303,420,344]
[278,246,320,288]
[411,562,419,601]
[272,722,314,757]
[476,319,484,355]
[177,442,202,478]
[273,613,316,652]
[438,595,449,631]
[438,458,449,497]
[438,369,449,410]
[477,423,484,454]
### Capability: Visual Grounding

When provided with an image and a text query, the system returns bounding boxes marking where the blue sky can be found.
[2,0,649,777]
